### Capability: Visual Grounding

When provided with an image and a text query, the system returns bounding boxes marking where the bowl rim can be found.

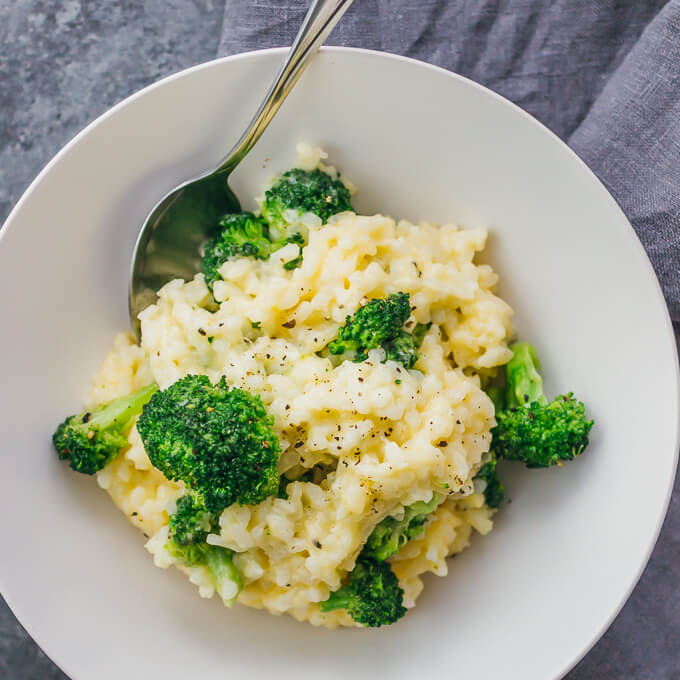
[1,45,678,680]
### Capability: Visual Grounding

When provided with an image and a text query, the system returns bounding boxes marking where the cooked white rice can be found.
[89,144,513,627]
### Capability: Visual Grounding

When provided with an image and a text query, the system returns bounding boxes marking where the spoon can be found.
[129,0,354,338]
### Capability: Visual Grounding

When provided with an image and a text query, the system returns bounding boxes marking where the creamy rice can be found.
[89,145,513,627]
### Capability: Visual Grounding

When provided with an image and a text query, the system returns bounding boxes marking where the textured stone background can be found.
[0,2,678,678]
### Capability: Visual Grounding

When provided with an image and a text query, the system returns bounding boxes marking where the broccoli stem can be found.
[485,385,506,413]
[87,382,159,432]
[319,588,351,613]
[410,322,431,347]
[474,454,504,508]
[505,342,546,408]
[363,494,444,562]
[205,546,242,608]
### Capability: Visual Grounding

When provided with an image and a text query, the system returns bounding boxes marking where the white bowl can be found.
[0,47,678,680]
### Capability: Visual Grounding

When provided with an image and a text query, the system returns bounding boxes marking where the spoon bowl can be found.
[129,170,239,329]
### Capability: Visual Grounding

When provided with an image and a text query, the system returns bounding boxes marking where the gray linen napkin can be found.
[219,0,680,321]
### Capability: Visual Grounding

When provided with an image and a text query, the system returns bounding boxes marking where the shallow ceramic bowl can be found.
[0,47,678,680]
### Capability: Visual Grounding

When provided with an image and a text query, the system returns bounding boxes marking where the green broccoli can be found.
[325,293,430,369]
[327,292,425,370]
[383,323,432,369]
[474,453,504,508]
[201,212,273,290]
[261,168,352,242]
[166,493,242,607]
[505,343,545,410]
[319,492,442,625]
[201,212,306,290]
[319,556,406,627]
[165,493,215,562]
[485,384,506,413]
[363,494,443,562]
[53,383,158,474]
[328,293,410,359]
[204,545,243,607]
[279,231,305,271]
[202,167,352,288]
[136,374,280,512]
[493,343,593,468]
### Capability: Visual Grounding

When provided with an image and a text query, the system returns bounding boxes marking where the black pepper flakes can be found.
[198,327,207,336]
[282,319,296,329]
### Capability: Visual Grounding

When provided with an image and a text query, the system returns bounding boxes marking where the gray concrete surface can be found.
[0,2,678,678]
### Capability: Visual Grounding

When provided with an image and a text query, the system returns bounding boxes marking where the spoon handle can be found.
[216,0,355,174]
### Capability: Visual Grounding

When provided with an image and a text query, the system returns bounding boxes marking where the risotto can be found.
[83,144,514,627]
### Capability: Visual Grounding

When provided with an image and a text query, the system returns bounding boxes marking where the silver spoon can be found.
[129,0,354,338]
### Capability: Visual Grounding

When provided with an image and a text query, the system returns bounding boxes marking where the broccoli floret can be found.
[326,293,430,369]
[326,292,410,360]
[261,168,352,242]
[201,212,272,290]
[383,323,431,369]
[201,212,305,290]
[53,383,158,474]
[165,493,242,607]
[493,343,593,468]
[319,557,406,627]
[136,374,280,512]
[166,493,214,560]
[474,453,504,508]
[363,494,443,562]
[202,167,352,288]
[320,492,436,624]
[329,293,411,358]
